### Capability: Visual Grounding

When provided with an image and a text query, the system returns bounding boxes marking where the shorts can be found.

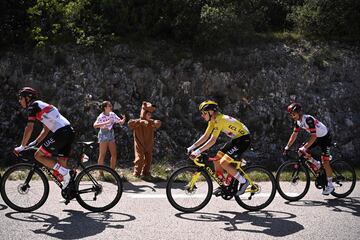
[308,132,332,158]
[219,134,251,160]
[40,125,75,157]
[98,129,115,143]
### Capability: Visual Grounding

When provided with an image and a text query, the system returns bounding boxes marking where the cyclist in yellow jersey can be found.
[187,100,251,196]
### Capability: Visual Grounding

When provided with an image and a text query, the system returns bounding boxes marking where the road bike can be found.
[166,154,276,212]
[0,142,123,212]
[276,147,356,201]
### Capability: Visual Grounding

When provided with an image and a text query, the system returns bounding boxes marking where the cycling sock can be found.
[327,177,333,186]
[53,163,69,176]
[234,172,246,184]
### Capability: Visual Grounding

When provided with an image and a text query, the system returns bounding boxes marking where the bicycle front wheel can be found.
[166,166,212,213]
[75,165,123,212]
[0,163,49,212]
[276,160,310,201]
[235,166,276,211]
[330,160,356,198]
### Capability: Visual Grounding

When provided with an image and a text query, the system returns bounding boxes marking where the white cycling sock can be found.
[53,163,69,176]
[234,172,246,184]
[327,177,333,187]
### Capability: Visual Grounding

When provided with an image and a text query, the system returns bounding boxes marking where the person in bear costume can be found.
[128,101,161,177]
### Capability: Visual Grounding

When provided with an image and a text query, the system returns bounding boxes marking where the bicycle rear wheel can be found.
[166,166,212,213]
[75,165,123,212]
[0,163,49,212]
[330,160,356,198]
[235,166,276,211]
[276,160,310,201]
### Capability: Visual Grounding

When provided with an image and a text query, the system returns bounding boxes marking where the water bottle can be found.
[53,170,64,182]
[307,157,321,172]
[224,174,233,186]
[216,171,224,181]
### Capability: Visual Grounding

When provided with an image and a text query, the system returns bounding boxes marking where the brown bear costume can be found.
[128,101,161,177]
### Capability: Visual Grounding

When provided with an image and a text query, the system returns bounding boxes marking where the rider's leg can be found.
[34,149,58,168]
[35,150,69,177]
[214,151,224,176]
[219,155,246,183]
[322,155,334,184]
[108,141,117,170]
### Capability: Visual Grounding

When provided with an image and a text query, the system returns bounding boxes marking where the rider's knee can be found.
[219,155,233,166]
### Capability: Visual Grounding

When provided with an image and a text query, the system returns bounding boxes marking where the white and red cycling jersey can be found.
[293,114,328,137]
[27,100,70,132]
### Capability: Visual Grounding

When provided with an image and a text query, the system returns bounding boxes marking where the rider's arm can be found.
[285,131,298,149]
[34,125,50,144]
[285,121,300,149]
[196,135,217,153]
[20,122,34,146]
[188,132,211,151]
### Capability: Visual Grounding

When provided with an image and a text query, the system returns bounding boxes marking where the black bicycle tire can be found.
[330,159,356,198]
[0,163,49,212]
[75,165,123,212]
[235,165,276,211]
[276,160,311,201]
[166,166,213,213]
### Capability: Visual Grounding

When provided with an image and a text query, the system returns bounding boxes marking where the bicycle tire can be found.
[166,166,213,213]
[330,159,356,198]
[0,163,49,212]
[276,160,311,201]
[235,165,276,211]
[75,165,123,212]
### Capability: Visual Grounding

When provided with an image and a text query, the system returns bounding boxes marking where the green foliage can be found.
[1,0,359,49]
[290,0,360,39]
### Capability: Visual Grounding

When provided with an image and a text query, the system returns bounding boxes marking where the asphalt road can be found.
[0,181,359,240]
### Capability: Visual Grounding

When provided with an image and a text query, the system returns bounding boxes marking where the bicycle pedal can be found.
[214,191,222,197]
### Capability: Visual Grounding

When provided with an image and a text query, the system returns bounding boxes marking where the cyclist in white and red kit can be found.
[14,87,75,189]
[284,103,334,195]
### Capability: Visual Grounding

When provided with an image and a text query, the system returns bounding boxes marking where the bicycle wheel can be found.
[166,166,212,213]
[276,160,310,201]
[235,166,276,211]
[75,165,123,212]
[330,160,356,198]
[0,163,49,212]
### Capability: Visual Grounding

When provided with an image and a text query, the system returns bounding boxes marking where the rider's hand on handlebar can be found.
[282,146,290,155]
[27,140,38,148]
[14,145,25,154]
[189,149,201,160]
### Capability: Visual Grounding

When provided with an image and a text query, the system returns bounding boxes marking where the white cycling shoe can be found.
[322,185,335,195]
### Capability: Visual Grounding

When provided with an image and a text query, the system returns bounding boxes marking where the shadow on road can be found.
[0,204,8,211]
[5,210,136,239]
[284,197,360,217]
[123,181,166,194]
[175,210,304,237]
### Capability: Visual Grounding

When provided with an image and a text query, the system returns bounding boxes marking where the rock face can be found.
[1,41,359,169]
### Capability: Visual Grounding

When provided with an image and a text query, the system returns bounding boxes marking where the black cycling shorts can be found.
[39,125,75,157]
[308,132,332,157]
[220,134,251,160]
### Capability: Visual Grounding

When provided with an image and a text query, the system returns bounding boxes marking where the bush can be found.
[289,0,360,39]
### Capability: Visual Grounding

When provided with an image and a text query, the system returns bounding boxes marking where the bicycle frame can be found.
[191,155,258,194]
[15,144,96,193]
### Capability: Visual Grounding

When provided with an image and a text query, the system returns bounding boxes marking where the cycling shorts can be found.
[219,134,251,160]
[308,132,332,159]
[39,125,75,157]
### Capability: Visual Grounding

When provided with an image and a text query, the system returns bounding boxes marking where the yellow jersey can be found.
[205,113,250,139]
